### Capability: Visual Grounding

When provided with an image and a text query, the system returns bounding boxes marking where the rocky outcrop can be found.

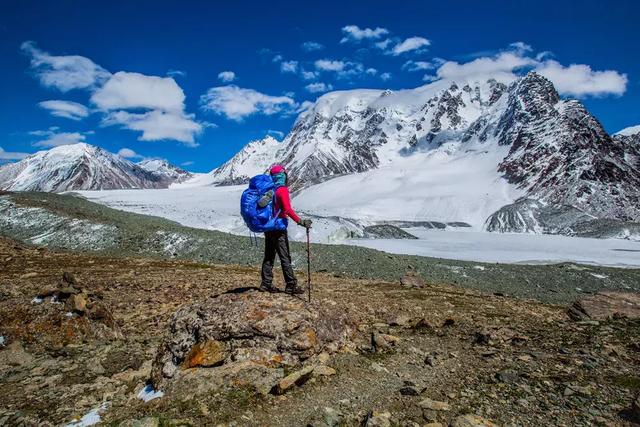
[151,288,355,394]
[568,291,640,320]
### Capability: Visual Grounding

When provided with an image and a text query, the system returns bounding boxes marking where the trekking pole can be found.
[306,226,311,303]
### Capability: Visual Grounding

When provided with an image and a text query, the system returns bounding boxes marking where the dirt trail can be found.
[0,237,639,426]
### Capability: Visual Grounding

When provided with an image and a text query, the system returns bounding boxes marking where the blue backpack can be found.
[240,174,287,233]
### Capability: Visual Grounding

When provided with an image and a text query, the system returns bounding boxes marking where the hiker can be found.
[260,164,312,295]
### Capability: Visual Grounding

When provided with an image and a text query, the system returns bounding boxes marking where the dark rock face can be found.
[151,288,356,389]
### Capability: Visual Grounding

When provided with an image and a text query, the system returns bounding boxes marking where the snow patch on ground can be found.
[0,336,5,347]
[590,273,609,279]
[138,384,164,402]
[64,402,108,427]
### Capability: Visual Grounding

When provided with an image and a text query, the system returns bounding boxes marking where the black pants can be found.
[261,230,297,288]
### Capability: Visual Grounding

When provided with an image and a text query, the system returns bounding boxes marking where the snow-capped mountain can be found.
[209,71,640,231]
[0,143,178,192]
[137,159,192,183]
[210,77,509,187]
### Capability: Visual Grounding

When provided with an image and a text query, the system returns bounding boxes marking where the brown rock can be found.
[451,414,499,427]
[151,288,355,388]
[312,365,336,376]
[364,410,391,427]
[418,398,450,411]
[183,340,227,368]
[568,291,640,320]
[70,293,88,313]
[275,365,315,394]
[20,272,38,279]
[400,273,425,288]
[62,271,78,286]
[371,332,399,352]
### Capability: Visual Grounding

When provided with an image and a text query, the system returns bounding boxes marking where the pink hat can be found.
[269,164,286,175]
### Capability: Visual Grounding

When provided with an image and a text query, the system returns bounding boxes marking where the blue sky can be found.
[1,0,638,172]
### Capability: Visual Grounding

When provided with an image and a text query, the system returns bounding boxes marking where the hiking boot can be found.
[259,284,278,293]
[285,284,305,295]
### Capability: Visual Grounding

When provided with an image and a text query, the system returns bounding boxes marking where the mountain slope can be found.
[0,143,170,192]
[212,72,640,230]
[137,159,192,183]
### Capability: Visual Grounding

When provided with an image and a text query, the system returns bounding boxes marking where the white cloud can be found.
[103,110,203,146]
[167,69,186,77]
[91,71,185,112]
[436,52,536,80]
[117,147,143,159]
[218,71,236,82]
[434,48,628,97]
[272,54,283,63]
[0,147,30,161]
[280,60,299,73]
[314,59,364,79]
[296,100,315,113]
[375,39,393,50]
[380,72,392,81]
[181,160,194,167]
[402,60,435,72]
[38,100,89,120]
[535,60,627,97]
[305,82,333,93]
[21,41,111,92]
[30,129,87,147]
[315,59,346,72]
[267,129,285,139]
[301,70,319,80]
[340,25,389,43]
[200,85,297,121]
[301,41,324,52]
[423,74,438,82]
[509,41,533,54]
[390,37,431,55]
[366,68,378,75]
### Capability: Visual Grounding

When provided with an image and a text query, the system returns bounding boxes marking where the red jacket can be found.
[274,186,300,224]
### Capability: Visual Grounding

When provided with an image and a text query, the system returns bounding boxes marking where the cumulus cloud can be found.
[30,129,87,147]
[305,82,333,93]
[91,71,185,112]
[22,42,204,145]
[0,147,30,161]
[535,60,627,97]
[280,60,299,73]
[103,110,202,146]
[433,47,628,97]
[380,72,392,81]
[509,41,533,54]
[38,100,90,120]
[200,85,297,121]
[390,36,431,55]
[21,41,110,92]
[301,41,324,52]
[375,39,393,50]
[366,68,378,75]
[314,59,364,79]
[117,147,143,159]
[436,52,536,81]
[314,59,346,72]
[301,70,319,80]
[341,25,389,43]
[218,71,236,82]
[402,60,436,72]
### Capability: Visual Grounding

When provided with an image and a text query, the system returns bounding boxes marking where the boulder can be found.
[151,288,355,392]
[568,291,640,320]
[400,273,425,288]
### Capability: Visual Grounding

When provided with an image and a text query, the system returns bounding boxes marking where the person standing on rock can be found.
[260,164,312,295]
